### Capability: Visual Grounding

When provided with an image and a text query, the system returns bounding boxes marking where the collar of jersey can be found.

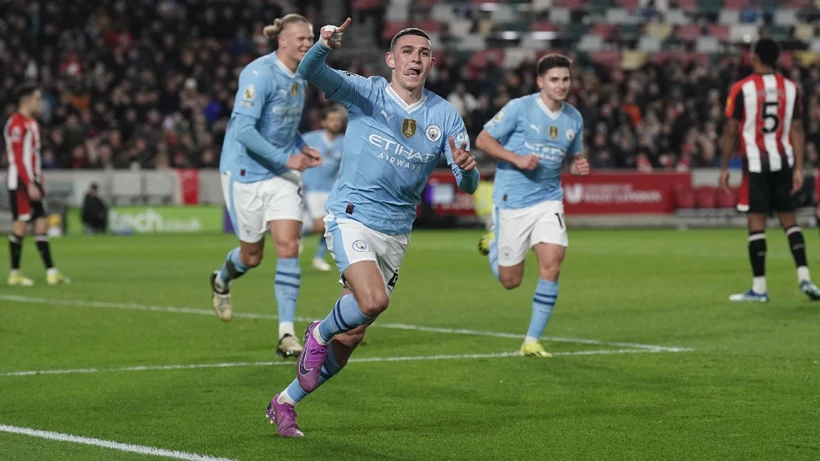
[271,52,297,79]
[536,95,563,120]
[385,85,427,114]
[321,131,334,146]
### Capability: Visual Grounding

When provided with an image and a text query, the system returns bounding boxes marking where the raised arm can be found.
[297,42,345,97]
[298,18,374,110]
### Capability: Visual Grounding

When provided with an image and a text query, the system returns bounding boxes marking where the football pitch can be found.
[1,228,819,461]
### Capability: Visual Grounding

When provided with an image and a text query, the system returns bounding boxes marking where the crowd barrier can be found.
[1,168,816,234]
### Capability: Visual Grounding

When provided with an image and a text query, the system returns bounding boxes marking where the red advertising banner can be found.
[562,172,691,214]
[420,170,693,218]
[177,169,199,205]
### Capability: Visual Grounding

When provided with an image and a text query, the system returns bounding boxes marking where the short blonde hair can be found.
[263,14,310,39]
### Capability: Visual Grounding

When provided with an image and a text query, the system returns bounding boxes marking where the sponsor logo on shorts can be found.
[501,247,513,259]
[352,240,370,252]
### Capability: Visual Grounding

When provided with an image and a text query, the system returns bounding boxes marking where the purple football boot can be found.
[266,395,304,438]
[295,321,329,392]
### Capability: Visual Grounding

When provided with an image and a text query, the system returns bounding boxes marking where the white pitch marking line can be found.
[0,295,692,352]
[0,424,236,461]
[0,349,685,378]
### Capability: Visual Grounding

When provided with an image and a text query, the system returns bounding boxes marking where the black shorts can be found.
[8,184,46,222]
[737,168,796,214]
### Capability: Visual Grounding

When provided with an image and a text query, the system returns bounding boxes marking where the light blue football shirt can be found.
[220,52,307,183]
[298,43,479,235]
[484,93,584,209]
[300,130,344,193]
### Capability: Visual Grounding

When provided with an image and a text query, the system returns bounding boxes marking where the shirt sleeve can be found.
[483,99,521,145]
[725,83,744,121]
[569,119,584,157]
[443,110,479,194]
[298,43,376,111]
[232,66,272,121]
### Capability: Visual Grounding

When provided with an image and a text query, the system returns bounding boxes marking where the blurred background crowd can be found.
[1,0,819,172]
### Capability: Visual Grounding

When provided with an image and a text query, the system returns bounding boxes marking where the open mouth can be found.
[404,67,422,79]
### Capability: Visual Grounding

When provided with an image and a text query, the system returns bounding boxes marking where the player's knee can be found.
[241,250,263,268]
[539,263,561,282]
[357,292,390,317]
[274,239,299,258]
[499,274,522,290]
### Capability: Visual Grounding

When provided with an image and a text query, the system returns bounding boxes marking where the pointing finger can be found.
[337,17,352,34]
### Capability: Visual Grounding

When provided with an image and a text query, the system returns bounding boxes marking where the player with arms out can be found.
[5,83,70,286]
[264,19,479,437]
[475,54,589,358]
[210,14,322,358]
[299,104,346,271]
[719,38,820,302]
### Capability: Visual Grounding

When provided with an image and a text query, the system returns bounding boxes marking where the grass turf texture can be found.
[1,229,819,461]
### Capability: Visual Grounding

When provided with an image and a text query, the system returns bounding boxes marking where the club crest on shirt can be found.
[402,119,417,139]
[243,84,255,100]
[291,83,298,96]
[549,126,558,140]
[425,124,442,142]
[566,129,575,141]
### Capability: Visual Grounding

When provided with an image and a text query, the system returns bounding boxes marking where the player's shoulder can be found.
[561,102,583,121]
[4,113,25,130]
[241,54,276,80]
[729,74,758,93]
[302,129,323,141]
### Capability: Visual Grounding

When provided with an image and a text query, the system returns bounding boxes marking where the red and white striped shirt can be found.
[4,113,42,189]
[725,73,801,173]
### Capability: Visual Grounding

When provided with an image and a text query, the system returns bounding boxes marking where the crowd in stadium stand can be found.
[1,0,819,172]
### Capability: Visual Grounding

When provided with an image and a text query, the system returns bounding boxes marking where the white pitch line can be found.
[0,424,236,461]
[0,295,691,353]
[0,349,682,378]
[0,348,684,378]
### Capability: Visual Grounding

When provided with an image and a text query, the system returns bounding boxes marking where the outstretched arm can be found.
[297,42,345,97]
[298,19,374,110]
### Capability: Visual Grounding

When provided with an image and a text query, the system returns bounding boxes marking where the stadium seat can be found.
[532,0,553,13]
[696,36,721,53]
[621,50,648,70]
[665,9,690,25]
[675,186,697,210]
[430,4,457,22]
[728,24,758,43]
[605,8,634,25]
[708,24,731,42]
[550,7,572,24]
[723,0,751,8]
[577,34,605,52]
[774,10,798,26]
[718,9,740,24]
[695,187,718,209]
[677,24,702,43]
[645,22,674,40]
[716,188,737,209]
[638,36,663,53]
[590,50,622,67]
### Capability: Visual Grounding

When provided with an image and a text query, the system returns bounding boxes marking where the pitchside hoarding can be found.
[421,171,692,217]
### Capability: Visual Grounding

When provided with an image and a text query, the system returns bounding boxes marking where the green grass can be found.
[1,229,820,460]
